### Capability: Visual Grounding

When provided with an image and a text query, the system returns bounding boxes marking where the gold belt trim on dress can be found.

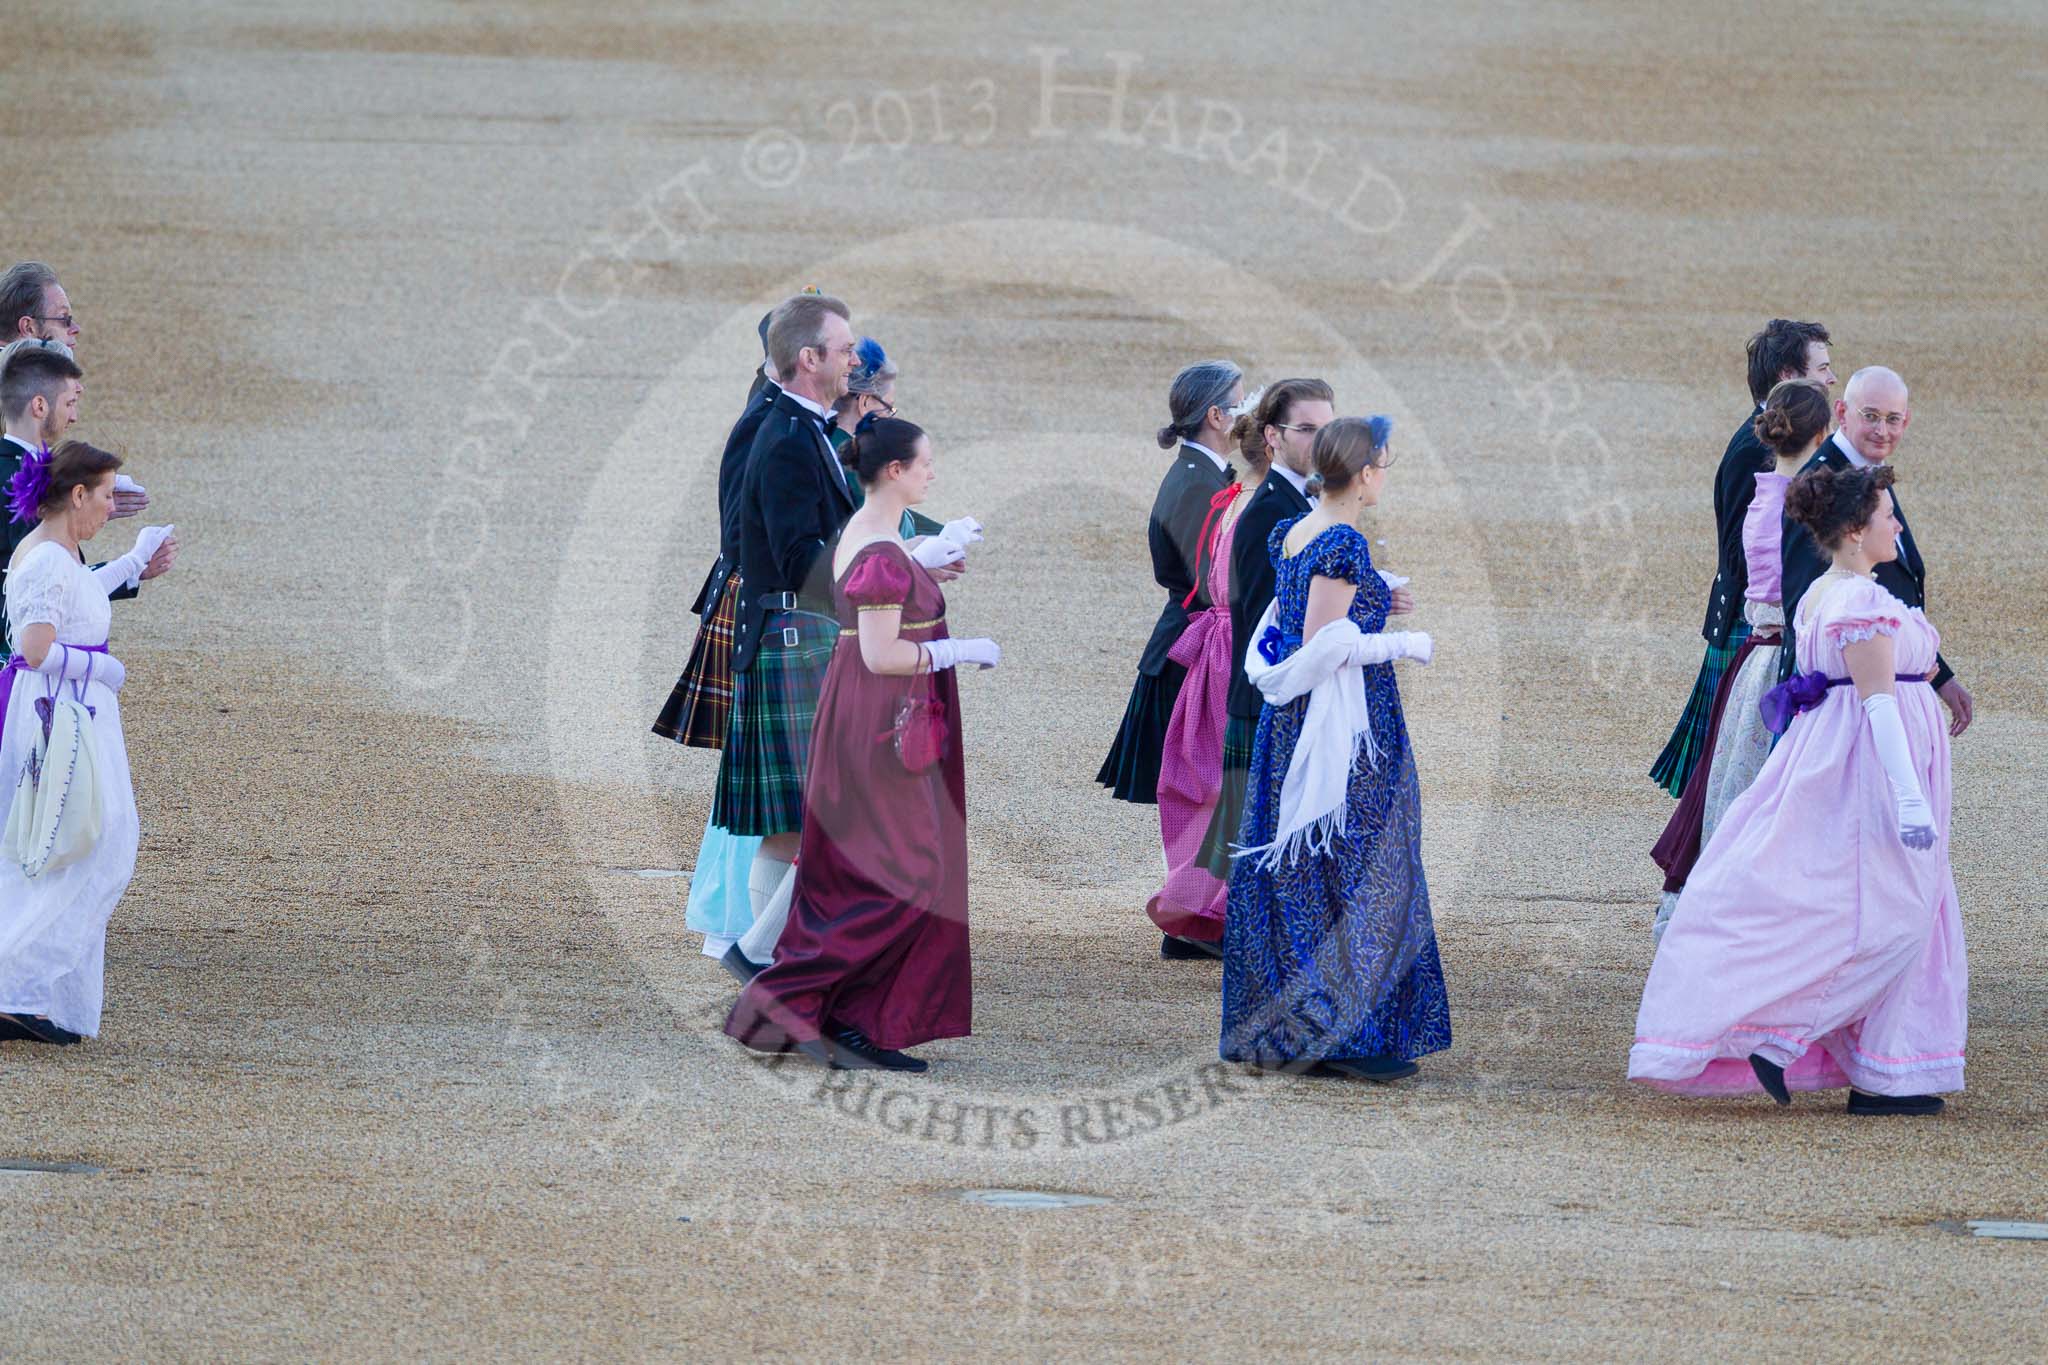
[841,617,943,635]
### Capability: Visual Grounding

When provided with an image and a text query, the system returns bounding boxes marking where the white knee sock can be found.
[738,855,796,965]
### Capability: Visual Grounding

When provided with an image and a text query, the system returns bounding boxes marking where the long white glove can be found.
[938,517,983,549]
[1863,692,1934,850]
[924,637,1000,671]
[1347,631,1433,667]
[33,642,125,692]
[909,536,966,572]
[92,523,174,593]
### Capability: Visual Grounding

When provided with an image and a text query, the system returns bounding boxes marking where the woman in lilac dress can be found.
[725,418,999,1072]
[1631,463,1964,1116]
[1651,378,1829,937]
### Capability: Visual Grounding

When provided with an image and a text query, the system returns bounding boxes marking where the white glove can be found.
[92,523,174,593]
[938,517,984,549]
[909,536,966,572]
[33,643,125,692]
[1347,631,1432,667]
[1376,570,1409,591]
[924,637,1000,671]
[1863,693,1934,850]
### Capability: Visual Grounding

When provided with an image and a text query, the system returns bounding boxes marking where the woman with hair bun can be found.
[1098,359,1243,808]
[1146,387,1274,950]
[725,417,998,1072]
[1649,378,1831,937]
[1221,416,1449,1082]
[1631,462,1965,1117]
[0,440,173,1045]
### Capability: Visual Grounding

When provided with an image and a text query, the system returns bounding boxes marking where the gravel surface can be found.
[3,2,2044,1359]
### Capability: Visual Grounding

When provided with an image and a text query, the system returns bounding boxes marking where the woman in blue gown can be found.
[1221,416,1451,1082]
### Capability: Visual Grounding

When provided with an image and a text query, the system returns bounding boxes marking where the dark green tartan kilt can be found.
[1649,621,1750,797]
[1197,712,1259,878]
[712,609,839,837]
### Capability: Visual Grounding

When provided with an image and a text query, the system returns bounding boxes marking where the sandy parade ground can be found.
[3,1,2046,1358]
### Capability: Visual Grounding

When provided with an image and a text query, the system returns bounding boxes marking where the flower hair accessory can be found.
[6,443,52,526]
[855,409,884,435]
[1227,385,1265,419]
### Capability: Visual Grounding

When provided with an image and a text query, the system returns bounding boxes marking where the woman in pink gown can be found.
[1630,463,1965,1116]
[724,417,999,1072]
[1147,406,1271,949]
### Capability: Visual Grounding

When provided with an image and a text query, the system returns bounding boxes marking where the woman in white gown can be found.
[0,440,171,1044]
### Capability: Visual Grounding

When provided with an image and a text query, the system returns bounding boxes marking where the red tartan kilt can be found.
[652,574,741,750]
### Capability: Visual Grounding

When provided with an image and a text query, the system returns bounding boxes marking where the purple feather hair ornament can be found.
[7,443,52,525]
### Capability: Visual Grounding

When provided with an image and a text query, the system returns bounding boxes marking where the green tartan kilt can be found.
[1197,712,1259,878]
[1649,621,1750,797]
[712,609,839,837]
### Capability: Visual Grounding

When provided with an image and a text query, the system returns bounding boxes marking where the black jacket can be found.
[1137,444,1233,677]
[1699,406,1769,647]
[729,389,856,674]
[688,380,780,617]
[1226,467,1314,719]
[1780,432,1952,690]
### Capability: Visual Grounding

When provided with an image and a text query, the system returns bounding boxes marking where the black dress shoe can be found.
[831,1028,928,1073]
[2,1013,80,1045]
[1847,1090,1945,1117]
[1318,1056,1419,1083]
[0,1014,34,1042]
[1161,933,1223,961]
[720,944,762,985]
[1749,1054,1792,1106]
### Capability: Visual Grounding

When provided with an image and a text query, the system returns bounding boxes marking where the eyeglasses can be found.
[867,397,896,418]
[33,314,76,330]
[1271,422,1322,436]
[1854,407,1907,429]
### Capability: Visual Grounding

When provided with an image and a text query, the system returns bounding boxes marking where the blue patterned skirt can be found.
[1221,666,1451,1066]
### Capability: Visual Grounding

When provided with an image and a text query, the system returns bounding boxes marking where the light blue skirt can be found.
[685,810,761,937]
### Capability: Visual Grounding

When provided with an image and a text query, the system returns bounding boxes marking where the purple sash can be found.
[1760,669,1929,736]
[0,642,109,751]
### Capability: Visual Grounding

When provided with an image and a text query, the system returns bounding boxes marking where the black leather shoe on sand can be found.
[1847,1090,1944,1117]
[1160,933,1223,961]
[720,944,761,985]
[831,1028,928,1073]
[1749,1054,1792,1106]
[1318,1056,1419,1083]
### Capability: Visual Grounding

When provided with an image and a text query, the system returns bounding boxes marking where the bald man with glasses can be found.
[1780,366,1972,735]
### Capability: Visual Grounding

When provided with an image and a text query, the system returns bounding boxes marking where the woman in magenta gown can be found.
[1147,403,1269,949]
[725,417,999,1072]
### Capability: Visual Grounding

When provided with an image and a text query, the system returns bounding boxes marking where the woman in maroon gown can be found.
[724,416,999,1071]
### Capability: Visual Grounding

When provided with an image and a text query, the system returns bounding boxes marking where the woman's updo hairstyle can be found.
[42,439,122,513]
[1303,415,1393,498]
[845,414,926,487]
[1753,377,1831,458]
[1156,358,1243,450]
[1785,462,1896,551]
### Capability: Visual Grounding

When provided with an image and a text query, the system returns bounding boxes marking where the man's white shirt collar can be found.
[1274,461,1314,501]
[783,388,832,422]
[1183,439,1228,475]
[1832,428,1874,469]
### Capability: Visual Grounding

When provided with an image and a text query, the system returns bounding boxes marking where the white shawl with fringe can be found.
[1231,600,1380,870]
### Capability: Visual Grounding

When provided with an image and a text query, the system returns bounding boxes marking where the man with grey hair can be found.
[1099,359,1243,956]
[1781,365,1971,735]
[1,261,81,354]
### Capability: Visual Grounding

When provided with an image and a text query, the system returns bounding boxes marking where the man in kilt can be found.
[713,294,860,980]
[1650,318,1833,797]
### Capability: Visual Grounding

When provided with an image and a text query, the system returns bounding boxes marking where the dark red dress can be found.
[723,540,972,1053]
